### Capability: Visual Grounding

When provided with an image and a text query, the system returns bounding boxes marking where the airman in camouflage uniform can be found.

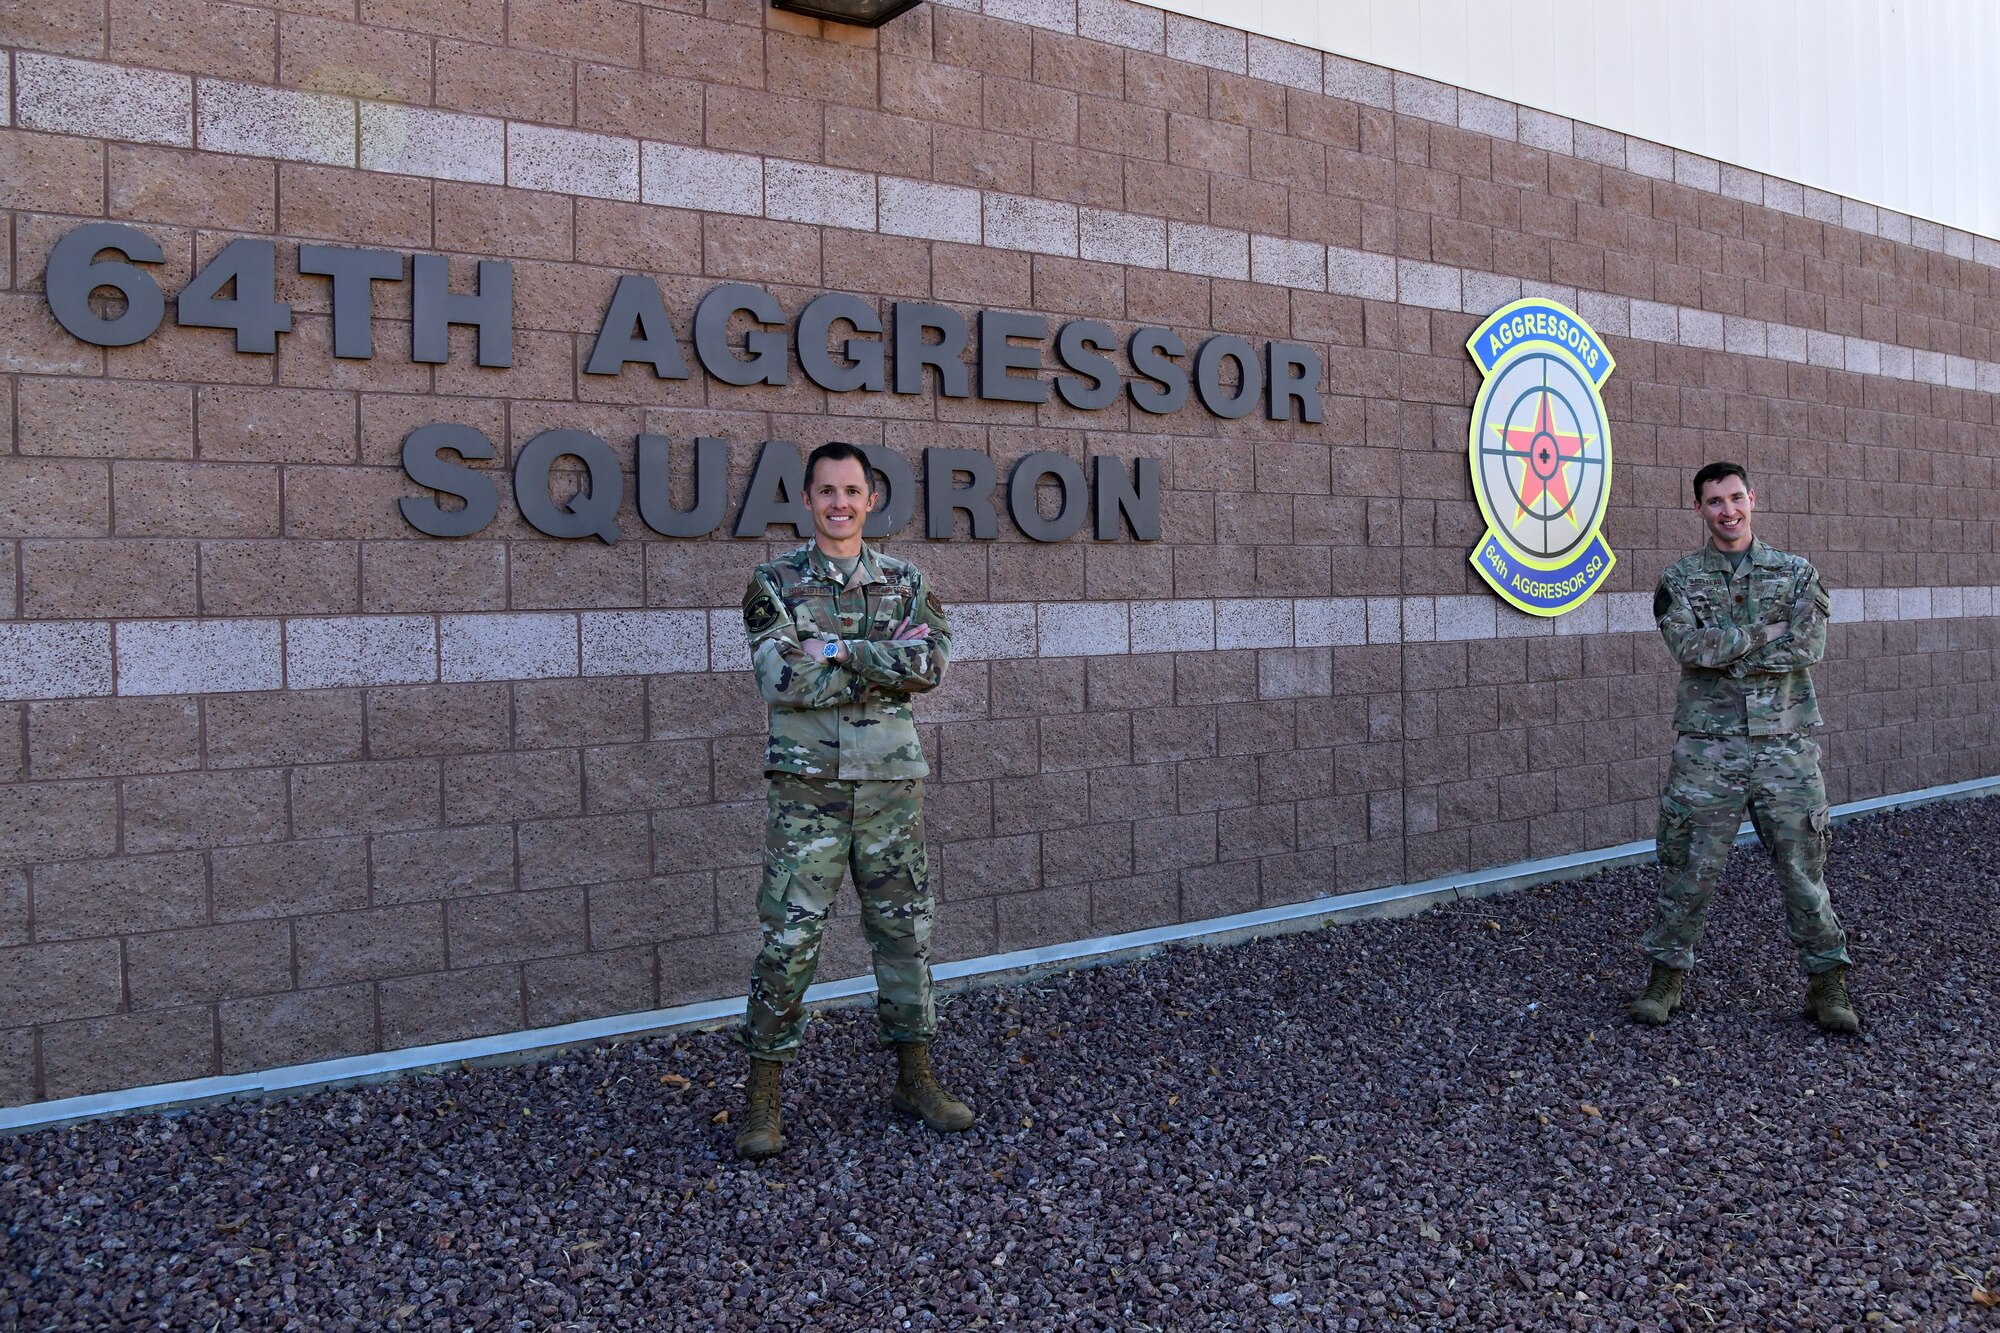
[1632,461,1858,1034]
[732,442,975,1161]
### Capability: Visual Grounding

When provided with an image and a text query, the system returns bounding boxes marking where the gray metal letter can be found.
[1008,451,1087,542]
[797,293,885,392]
[44,223,166,347]
[1266,341,1325,422]
[514,429,623,544]
[694,283,788,387]
[733,440,812,538]
[1054,319,1119,410]
[637,434,727,538]
[586,275,690,379]
[297,244,404,359]
[399,423,500,537]
[1194,335,1262,419]
[1092,454,1161,541]
[923,447,998,539]
[1128,327,1188,414]
[860,443,915,538]
[978,309,1049,403]
[893,302,970,397]
[412,255,513,366]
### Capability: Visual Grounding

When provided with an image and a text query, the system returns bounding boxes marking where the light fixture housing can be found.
[771,0,922,27]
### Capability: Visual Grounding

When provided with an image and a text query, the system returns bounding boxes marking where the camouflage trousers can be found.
[1641,733,1851,975]
[739,775,935,1062]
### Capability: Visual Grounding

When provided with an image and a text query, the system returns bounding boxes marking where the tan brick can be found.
[21,539,194,619]
[649,800,760,870]
[513,678,645,751]
[105,316,277,386]
[210,836,368,921]
[110,0,276,80]
[370,824,515,903]
[659,926,752,1006]
[0,129,105,214]
[296,902,444,986]
[509,0,641,65]
[704,85,823,162]
[524,946,653,1026]
[586,872,713,948]
[645,673,764,740]
[0,459,110,537]
[507,539,646,610]
[278,164,432,249]
[32,851,209,941]
[574,198,704,273]
[291,758,440,837]
[28,697,200,780]
[444,751,582,824]
[0,0,106,57]
[220,980,374,1073]
[577,64,701,144]
[276,316,428,394]
[284,466,424,541]
[645,10,763,88]
[111,462,279,539]
[0,868,26,946]
[379,961,518,1049]
[435,40,573,127]
[448,886,583,965]
[0,710,21,785]
[0,781,119,865]
[582,739,710,814]
[0,294,103,377]
[41,1005,217,1098]
[994,883,1089,950]
[16,379,191,461]
[362,0,504,43]
[703,215,821,286]
[364,682,511,759]
[433,182,576,259]
[0,937,123,1024]
[201,539,359,615]
[362,541,508,612]
[106,144,275,232]
[516,811,649,890]
[124,769,287,854]
[280,13,432,101]
[125,919,292,1009]
[196,386,358,466]
[0,1028,35,1105]
[205,689,363,767]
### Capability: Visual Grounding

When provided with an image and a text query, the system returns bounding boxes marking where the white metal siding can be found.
[1152,0,1998,239]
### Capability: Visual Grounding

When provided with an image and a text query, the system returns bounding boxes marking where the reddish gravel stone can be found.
[4,802,1998,1330]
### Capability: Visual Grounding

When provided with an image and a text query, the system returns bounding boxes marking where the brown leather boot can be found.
[1628,963,1685,1026]
[1804,964,1860,1035]
[890,1041,975,1132]
[733,1056,785,1161]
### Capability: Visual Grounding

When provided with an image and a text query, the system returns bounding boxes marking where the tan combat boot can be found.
[890,1041,975,1132]
[733,1056,785,1161]
[1804,964,1860,1035]
[1629,963,1686,1026]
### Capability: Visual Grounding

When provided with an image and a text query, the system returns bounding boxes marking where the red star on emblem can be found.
[1498,391,1586,527]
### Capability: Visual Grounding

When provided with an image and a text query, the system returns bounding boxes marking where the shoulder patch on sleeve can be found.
[744,582,780,634]
[925,586,944,618]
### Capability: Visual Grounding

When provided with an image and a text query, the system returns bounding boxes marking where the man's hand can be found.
[892,616,931,643]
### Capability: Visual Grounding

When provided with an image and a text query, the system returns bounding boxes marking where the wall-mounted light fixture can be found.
[771,0,922,26]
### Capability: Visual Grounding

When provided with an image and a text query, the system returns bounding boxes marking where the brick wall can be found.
[2,0,1998,1106]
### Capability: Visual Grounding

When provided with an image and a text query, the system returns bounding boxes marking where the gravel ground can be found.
[6,801,2000,1332]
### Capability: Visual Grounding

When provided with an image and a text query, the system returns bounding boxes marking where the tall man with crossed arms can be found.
[731,441,974,1161]
[1631,461,1859,1033]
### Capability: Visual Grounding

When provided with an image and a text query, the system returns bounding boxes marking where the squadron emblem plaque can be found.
[1465,299,1616,616]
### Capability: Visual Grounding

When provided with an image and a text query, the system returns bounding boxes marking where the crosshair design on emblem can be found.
[1463,300,1617,616]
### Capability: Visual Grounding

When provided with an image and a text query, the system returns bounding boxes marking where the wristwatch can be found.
[821,638,842,661]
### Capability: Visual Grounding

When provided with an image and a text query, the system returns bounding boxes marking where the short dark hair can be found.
[1692,461,1750,502]
[804,440,877,493]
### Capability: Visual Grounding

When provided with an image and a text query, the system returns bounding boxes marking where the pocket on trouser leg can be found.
[1656,795,1694,869]
[1803,804,1831,882]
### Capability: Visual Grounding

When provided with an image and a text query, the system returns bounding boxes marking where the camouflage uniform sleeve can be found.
[1735,566,1830,674]
[845,568,951,695]
[1654,567,1777,669]
[744,567,860,708]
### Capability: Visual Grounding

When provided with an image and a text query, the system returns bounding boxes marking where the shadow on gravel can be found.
[5,803,1999,1331]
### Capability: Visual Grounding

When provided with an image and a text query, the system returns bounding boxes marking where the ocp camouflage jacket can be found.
[1654,538,1828,737]
[742,542,950,780]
